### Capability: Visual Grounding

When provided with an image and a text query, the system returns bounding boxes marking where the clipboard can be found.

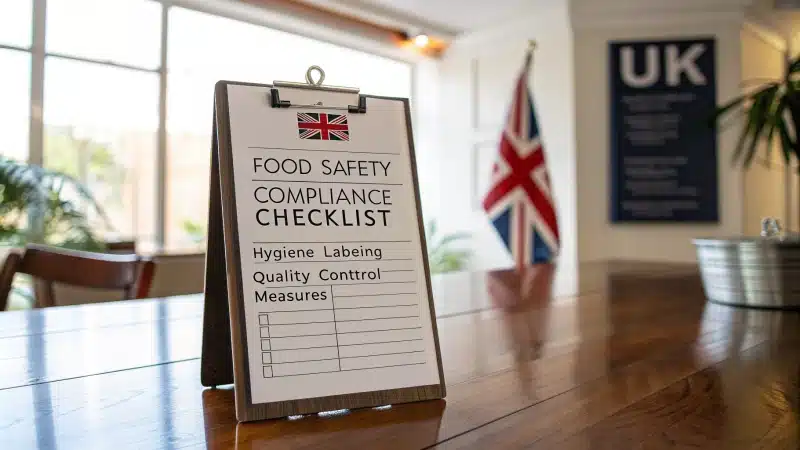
[200,66,446,422]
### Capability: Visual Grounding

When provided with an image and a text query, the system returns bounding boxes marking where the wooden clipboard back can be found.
[200,108,234,388]
[201,79,446,422]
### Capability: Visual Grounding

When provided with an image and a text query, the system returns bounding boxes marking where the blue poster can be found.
[609,37,718,222]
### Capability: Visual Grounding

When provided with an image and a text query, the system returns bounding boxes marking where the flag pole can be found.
[515,39,537,275]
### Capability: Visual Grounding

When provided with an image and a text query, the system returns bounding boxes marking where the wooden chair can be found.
[0,244,156,311]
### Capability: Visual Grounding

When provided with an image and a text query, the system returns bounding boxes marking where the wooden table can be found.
[0,261,797,449]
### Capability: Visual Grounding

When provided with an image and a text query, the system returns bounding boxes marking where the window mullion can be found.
[28,0,46,166]
[156,1,170,250]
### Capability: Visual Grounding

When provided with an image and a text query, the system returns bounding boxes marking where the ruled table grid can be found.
[258,282,426,379]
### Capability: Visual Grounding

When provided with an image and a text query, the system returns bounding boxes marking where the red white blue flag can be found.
[482,53,560,267]
[297,112,349,141]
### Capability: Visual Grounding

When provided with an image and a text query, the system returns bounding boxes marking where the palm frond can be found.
[788,55,800,75]
[743,86,779,166]
[713,65,800,171]
[0,156,109,249]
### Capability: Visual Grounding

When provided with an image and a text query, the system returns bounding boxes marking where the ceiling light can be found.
[413,34,430,48]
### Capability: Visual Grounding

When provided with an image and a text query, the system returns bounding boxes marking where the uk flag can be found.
[297,112,349,141]
[482,54,560,267]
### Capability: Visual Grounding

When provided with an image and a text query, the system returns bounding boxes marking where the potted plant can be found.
[696,56,800,309]
[0,156,111,250]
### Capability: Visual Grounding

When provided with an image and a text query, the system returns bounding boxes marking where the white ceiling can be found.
[357,0,535,32]
[306,0,537,36]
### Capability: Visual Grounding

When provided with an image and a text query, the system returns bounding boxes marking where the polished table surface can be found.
[0,261,797,449]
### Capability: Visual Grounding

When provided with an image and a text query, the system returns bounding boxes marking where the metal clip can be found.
[270,65,367,113]
[305,65,325,86]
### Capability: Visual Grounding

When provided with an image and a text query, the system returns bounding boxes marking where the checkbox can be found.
[262,366,273,378]
[261,339,271,351]
[262,352,272,364]
[259,314,269,326]
[259,326,270,338]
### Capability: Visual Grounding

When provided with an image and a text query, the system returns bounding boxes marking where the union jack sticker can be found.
[297,112,349,141]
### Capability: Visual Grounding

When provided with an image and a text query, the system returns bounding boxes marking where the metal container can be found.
[693,218,800,309]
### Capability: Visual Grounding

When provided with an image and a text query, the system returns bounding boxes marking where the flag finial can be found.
[525,40,536,69]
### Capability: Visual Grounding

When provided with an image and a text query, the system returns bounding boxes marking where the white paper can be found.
[225,84,441,405]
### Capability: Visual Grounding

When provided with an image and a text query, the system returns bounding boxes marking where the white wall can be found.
[573,3,747,263]
[411,60,443,223]
[431,0,577,273]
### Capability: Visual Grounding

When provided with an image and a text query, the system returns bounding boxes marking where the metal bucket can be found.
[693,236,800,309]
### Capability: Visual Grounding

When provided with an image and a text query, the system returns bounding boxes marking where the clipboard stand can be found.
[269,65,367,113]
[200,66,445,422]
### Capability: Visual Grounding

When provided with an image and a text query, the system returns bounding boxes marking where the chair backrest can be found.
[104,240,137,254]
[0,244,156,311]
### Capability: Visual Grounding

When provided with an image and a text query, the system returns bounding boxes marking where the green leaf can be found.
[777,119,794,165]
[732,105,756,167]
[764,94,789,166]
[710,84,778,124]
[789,56,800,75]
[709,94,745,128]
[743,86,779,166]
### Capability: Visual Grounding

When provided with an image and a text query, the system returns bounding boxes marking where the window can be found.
[8,0,413,254]
[41,0,161,250]
[0,1,32,47]
[0,0,32,162]
[164,7,412,251]
[0,50,31,161]
[43,57,159,250]
[45,0,161,69]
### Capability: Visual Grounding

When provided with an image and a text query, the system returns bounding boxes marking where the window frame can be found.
[13,0,415,254]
